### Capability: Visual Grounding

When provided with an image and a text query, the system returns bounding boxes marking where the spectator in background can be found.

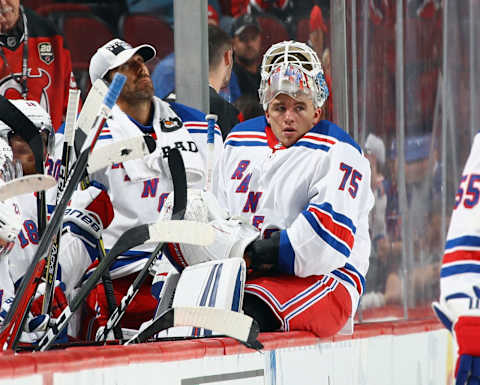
[230,13,262,100]
[308,5,327,58]
[234,94,263,121]
[152,5,241,102]
[208,25,241,139]
[0,0,79,130]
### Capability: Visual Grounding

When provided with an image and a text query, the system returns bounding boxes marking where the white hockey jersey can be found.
[7,131,64,287]
[78,97,223,280]
[441,132,480,302]
[214,116,374,317]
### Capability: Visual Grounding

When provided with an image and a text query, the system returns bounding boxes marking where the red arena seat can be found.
[120,13,174,69]
[257,15,290,56]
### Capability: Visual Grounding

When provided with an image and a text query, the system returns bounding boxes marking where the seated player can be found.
[161,41,374,338]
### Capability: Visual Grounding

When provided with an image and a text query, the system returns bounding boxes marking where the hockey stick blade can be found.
[74,80,109,155]
[126,307,263,350]
[0,175,56,201]
[146,221,214,246]
[87,135,156,173]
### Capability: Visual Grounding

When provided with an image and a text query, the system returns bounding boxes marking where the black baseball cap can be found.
[231,13,261,37]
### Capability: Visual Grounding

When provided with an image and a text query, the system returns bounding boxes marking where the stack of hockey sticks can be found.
[94,114,263,351]
[37,148,224,351]
[0,73,130,350]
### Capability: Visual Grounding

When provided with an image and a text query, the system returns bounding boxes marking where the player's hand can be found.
[31,280,68,319]
[63,181,114,239]
[244,231,280,272]
[433,286,480,384]
[454,316,480,384]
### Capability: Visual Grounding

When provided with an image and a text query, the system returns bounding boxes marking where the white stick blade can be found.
[147,221,215,246]
[64,89,81,145]
[0,175,56,201]
[76,79,108,135]
[173,307,253,342]
[87,136,151,173]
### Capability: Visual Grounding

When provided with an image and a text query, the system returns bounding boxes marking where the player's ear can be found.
[265,108,271,125]
[225,48,233,67]
[312,107,322,125]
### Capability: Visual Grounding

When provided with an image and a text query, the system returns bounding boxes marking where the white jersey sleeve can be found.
[285,141,374,279]
[441,132,480,303]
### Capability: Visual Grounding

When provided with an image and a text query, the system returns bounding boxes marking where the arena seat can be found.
[63,15,116,97]
[119,13,174,70]
[296,17,310,43]
[23,0,54,11]
[257,15,290,56]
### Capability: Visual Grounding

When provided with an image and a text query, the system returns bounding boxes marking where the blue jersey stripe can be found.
[187,128,222,137]
[309,202,356,233]
[331,270,355,288]
[344,263,366,288]
[312,120,362,154]
[278,230,295,275]
[445,235,480,250]
[441,263,480,277]
[303,211,351,257]
[225,140,268,147]
[293,141,331,152]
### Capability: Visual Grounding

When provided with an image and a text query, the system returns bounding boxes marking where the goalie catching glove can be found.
[433,286,480,385]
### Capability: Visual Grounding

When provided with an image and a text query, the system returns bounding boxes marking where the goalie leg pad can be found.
[166,258,246,337]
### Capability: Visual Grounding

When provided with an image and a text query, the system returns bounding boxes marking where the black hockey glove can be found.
[244,231,280,271]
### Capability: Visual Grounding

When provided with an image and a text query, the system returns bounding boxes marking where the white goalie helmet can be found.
[0,99,55,156]
[0,180,21,258]
[258,40,329,110]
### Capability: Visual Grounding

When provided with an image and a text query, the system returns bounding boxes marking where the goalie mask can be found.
[0,99,55,157]
[0,180,21,258]
[258,40,329,110]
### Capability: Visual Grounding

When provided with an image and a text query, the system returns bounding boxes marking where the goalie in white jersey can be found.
[433,133,480,384]
[165,41,374,337]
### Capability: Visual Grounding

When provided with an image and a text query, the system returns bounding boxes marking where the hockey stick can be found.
[204,114,217,192]
[125,307,263,350]
[41,136,156,315]
[42,88,81,315]
[0,96,48,236]
[97,148,187,342]
[0,174,56,201]
[37,219,214,351]
[83,134,156,341]
[0,73,126,351]
[73,79,109,156]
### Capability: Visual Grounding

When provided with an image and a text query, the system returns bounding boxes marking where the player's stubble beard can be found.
[119,74,154,106]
